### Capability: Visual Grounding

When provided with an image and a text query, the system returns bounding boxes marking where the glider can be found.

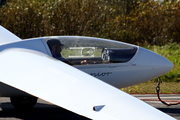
[0,25,175,119]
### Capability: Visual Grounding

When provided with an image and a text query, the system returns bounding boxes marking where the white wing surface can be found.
[0,26,21,44]
[0,48,175,120]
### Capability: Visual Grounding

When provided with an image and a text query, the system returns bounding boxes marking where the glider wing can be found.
[0,48,175,120]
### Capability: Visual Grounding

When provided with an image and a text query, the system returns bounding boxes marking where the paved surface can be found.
[134,94,180,120]
[0,98,90,120]
[0,94,179,120]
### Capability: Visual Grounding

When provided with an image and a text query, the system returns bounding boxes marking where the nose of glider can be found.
[135,47,173,76]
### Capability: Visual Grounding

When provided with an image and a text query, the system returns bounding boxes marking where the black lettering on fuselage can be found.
[90,72,112,77]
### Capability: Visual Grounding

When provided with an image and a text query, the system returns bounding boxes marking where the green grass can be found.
[121,81,180,94]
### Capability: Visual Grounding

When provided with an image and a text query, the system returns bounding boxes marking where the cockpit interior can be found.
[44,36,138,65]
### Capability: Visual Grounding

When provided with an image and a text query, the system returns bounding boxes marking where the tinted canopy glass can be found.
[44,36,138,65]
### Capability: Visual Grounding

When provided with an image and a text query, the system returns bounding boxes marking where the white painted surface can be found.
[0,48,175,120]
[75,47,173,88]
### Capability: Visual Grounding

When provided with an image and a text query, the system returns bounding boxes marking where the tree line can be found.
[0,0,180,45]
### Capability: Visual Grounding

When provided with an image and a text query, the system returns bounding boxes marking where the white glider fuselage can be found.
[0,36,173,97]
[0,26,175,119]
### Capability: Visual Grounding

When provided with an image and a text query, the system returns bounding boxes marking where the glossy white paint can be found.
[0,36,172,89]
[0,28,173,92]
[0,27,173,94]
[0,25,175,119]
[0,48,175,120]
[75,47,173,88]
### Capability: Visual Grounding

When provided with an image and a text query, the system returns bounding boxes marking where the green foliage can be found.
[0,0,114,39]
[0,0,180,45]
[1,0,180,45]
[128,1,180,45]
[121,81,180,94]
[0,1,45,38]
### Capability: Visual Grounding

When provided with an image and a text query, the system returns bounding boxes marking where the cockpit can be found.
[44,36,138,65]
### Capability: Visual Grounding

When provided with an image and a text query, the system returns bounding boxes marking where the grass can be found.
[121,81,180,94]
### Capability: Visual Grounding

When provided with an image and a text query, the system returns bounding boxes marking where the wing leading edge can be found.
[0,48,175,120]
